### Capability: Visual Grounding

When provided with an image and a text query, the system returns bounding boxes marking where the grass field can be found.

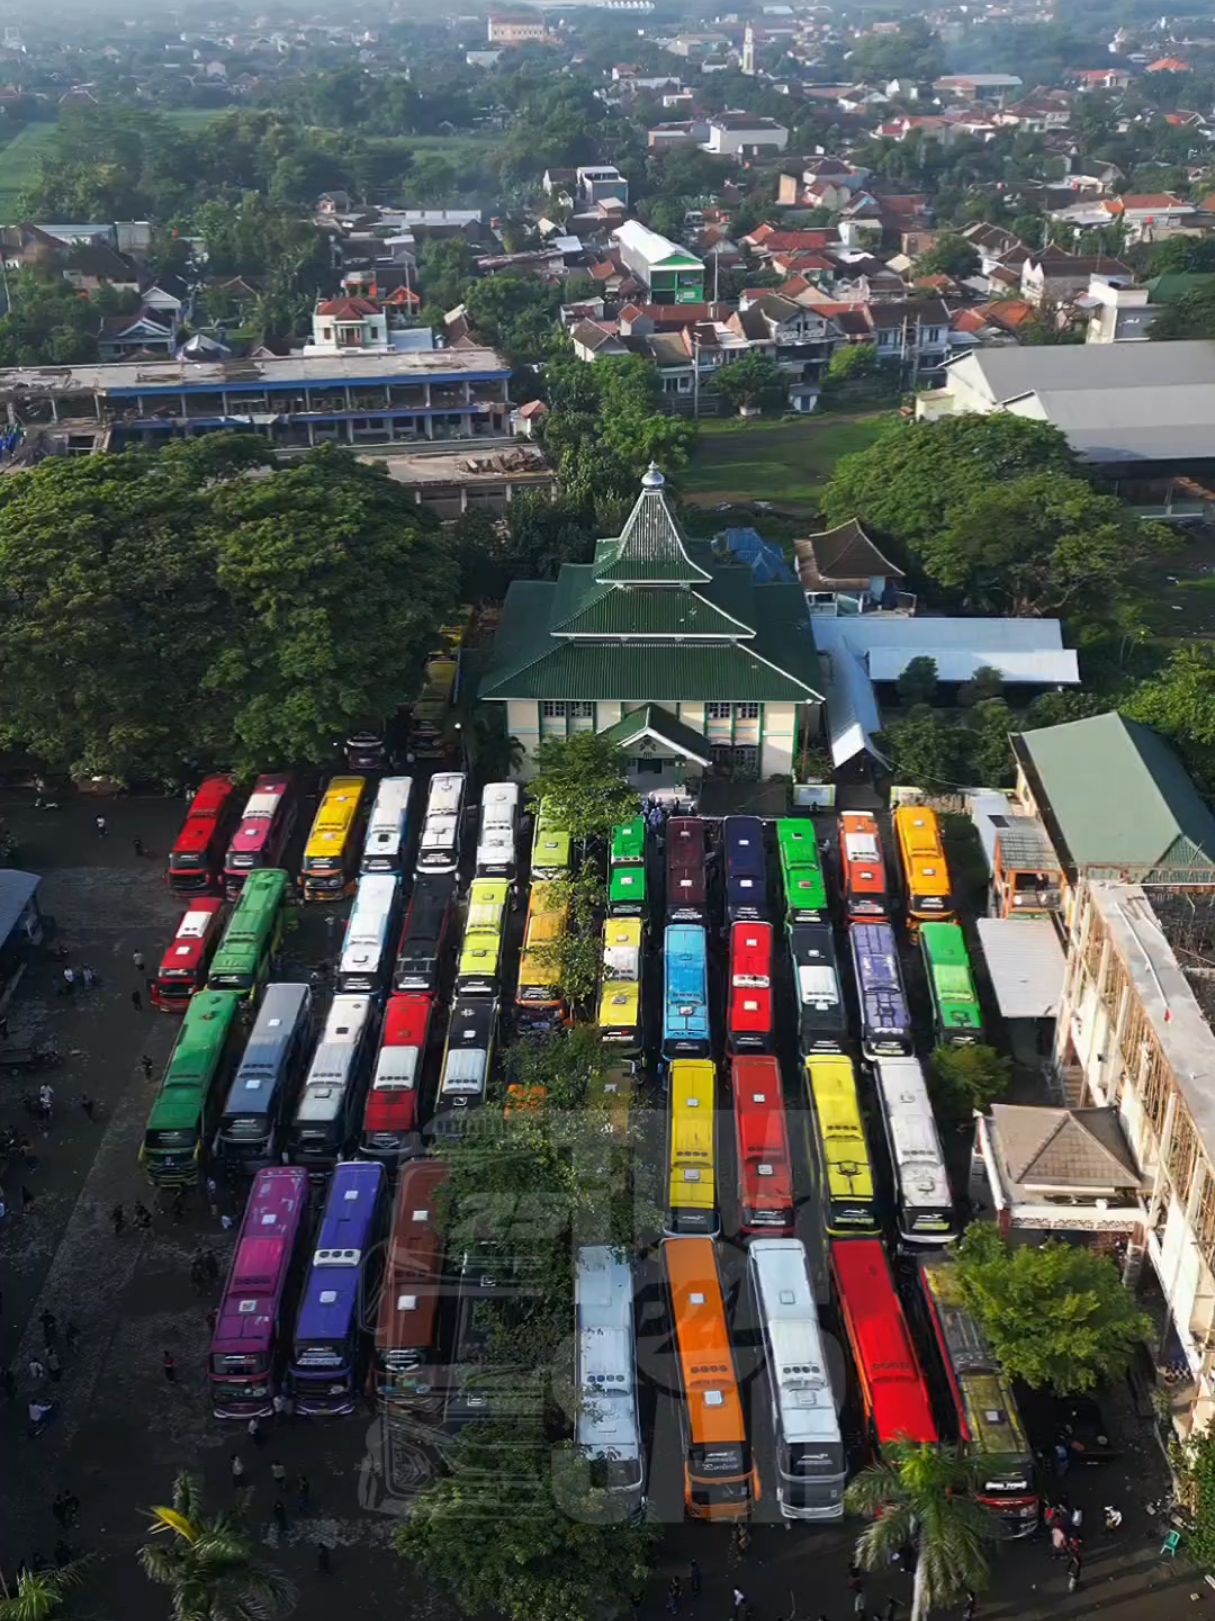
[681,412,899,514]
[0,123,58,221]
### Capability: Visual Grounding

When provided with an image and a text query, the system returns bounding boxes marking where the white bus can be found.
[361,777,414,874]
[337,874,401,995]
[575,1245,645,1517]
[748,1237,847,1521]
[416,773,466,875]
[287,995,377,1168]
[872,1057,955,1247]
[476,781,521,880]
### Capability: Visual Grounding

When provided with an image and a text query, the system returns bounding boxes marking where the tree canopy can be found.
[0,436,456,781]
[1123,645,1215,792]
[713,352,789,414]
[914,233,982,281]
[954,1223,1151,1392]
[526,732,640,843]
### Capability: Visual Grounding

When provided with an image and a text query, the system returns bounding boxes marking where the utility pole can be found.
[692,329,701,418]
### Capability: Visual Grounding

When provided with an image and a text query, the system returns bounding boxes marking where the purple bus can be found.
[849,921,913,1060]
[208,1166,310,1419]
[288,1160,387,1415]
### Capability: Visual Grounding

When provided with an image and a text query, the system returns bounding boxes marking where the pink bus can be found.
[223,775,297,900]
[208,1166,310,1418]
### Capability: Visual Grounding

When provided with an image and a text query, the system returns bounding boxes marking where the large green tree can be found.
[846,1443,995,1621]
[138,1472,296,1621]
[821,415,1076,555]
[914,233,981,280]
[713,352,789,414]
[1124,644,1215,789]
[0,437,456,780]
[954,1223,1151,1392]
[527,732,639,843]
[1150,282,1215,341]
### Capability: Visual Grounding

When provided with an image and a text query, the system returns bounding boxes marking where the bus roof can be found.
[609,865,646,905]
[305,777,367,858]
[805,1057,875,1203]
[173,776,237,855]
[228,776,291,853]
[379,1160,447,1354]
[213,1167,308,1348]
[749,1239,841,1448]
[224,983,311,1109]
[776,819,822,872]
[603,917,643,977]
[598,981,640,1026]
[576,1246,640,1460]
[158,899,226,972]
[664,1236,745,1445]
[146,991,242,1131]
[611,818,646,865]
[831,1238,937,1446]
[467,878,510,930]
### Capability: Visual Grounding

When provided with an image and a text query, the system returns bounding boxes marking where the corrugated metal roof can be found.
[867,648,1080,683]
[482,640,819,702]
[948,339,1215,402]
[595,476,710,584]
[554,586,752,638]
[975,917,1066,1018]
[0,869,39,947]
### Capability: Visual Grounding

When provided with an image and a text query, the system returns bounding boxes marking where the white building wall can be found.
[762,701,796,777]
[506,700,540,774]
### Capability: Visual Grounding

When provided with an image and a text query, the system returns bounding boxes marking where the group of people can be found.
[1045,1500,1088,1590]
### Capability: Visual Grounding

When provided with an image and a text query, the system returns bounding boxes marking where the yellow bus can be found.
[456,878,511,997]
[531,799,572,880]
[301,776,367,901]
[665,1059,718,1238]
[803,1055,880,1238]
[892,805,954,936]
[515,882,569,1033]
[598,917,643,1054]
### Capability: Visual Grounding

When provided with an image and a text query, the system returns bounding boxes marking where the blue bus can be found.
[213,983,315,1172]
[662,924,711,1061]
[724,815,768,924]
[287,1160,387,1415]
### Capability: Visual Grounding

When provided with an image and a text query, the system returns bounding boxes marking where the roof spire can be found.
[594,463,711,585]
[642,461,665,489]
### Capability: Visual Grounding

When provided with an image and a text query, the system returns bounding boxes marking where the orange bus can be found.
[664,1236,758,1521]
[892,805,954,935]
[839,812,888,922]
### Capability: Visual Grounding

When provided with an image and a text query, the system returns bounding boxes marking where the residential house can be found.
[60,244,138,295]
[612,221,705,305]
[577,166,628,208]
[702,112,789,156]
[872,115,954,144]
[96,310,176,361]
[865,298,951,379]
[729,293,839,407]
[647,120,710,150]
[932,72,1023,100]
[478,464,823,786]
[1021,250,1133,306]
[1068,67,1132,90]
[487,14,552,45]
[793,518,904,613]
[1146,56,1191,72]
[1101,192,1204,244]
[1085,274,1162,342]
[569,320,630,362]
[306,297,390,354]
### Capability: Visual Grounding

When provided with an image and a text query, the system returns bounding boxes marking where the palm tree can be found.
[0,1560,95,1621]
[138,1472,297,1621]
[844,1442,997,1621]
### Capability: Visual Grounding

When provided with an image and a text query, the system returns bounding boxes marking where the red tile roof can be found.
[315,296,380,317]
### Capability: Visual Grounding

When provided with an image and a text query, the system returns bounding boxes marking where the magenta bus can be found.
[223,775,297,900]
[208,1166,310,1418]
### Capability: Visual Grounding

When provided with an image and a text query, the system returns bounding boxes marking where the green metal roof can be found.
[481,638,819,702]
[1147,271,1215,304]
[553,586,753,639]
[1013,712,1215,875]
[594,467,711,585]
[598,703,714,764]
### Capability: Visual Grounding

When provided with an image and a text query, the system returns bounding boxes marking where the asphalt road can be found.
[0,789,1205,1621]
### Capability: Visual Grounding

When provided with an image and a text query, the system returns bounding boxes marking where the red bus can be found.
[667,817,707,923]
[360,993,435,1162]
[727,921,773,1054]
[167,776,239,894]
[839,813,888,922]
[372,1158,448,1418]
[150,898,227,1012]
[224,775,297,898]
[831,1239,937,1451]
[732,1055,795,1236]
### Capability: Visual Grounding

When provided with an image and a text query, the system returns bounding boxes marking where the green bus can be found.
[141,990,244,1186]
[610,817,646,867]
[920,922,984,1047]
[776,819,828,924]
[609,861,647,918]
[207,868,290,995]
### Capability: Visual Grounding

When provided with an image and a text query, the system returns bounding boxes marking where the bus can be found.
[918,1255,1039,1535]
[476,782,521,880]
[611,817,646,868]
[361,777,414,875]
[664,1058,718,1237]
[727,921,773,1055]
[516,883,569,1034]
[724,815,768,923]
[662,925,710,1061]
[301,775,367,900]
[667,817,707,923]
[849,922,913,1059]
[150,898,227,1012]
[393,873,456,995]
[803,1056,880,1238]
[289,1161,387,1416]
[141,991,244,1187]
[598,917,643,1054]
[588,1059,635,1141]
[437,998,498,1123]
[788,924,847,1057]
[456,877,510,998]
[207,868,289,997]
[830,1238,937,1450]
[531,799,571,880]
[168,775,239,894]
[920,922,984,1047]
[872,1057,955,1246]
[575,1246,645,1516]
[749,1238,847,1520]
[733,1055,795,1236]
[287,995,377,1168]
[360,993,435,1162]
[893,805,954,935]
[337,874,401,995]
[775,820,829,925]
[372,1158,448,1418]
[664,1236,757,1520]
[609,858,647,919]
[839,812,888,921]
[223,775,297,898]
[209,1166,311,1418]
[415,773,466,875]
[215,983,314,1172]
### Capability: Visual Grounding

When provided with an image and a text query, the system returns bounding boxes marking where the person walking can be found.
[688,1559,701,1598]
[20,1185,34,1214]
[162,1351,177,1385]
[28,1356,45,1382]
[732,1590,746,1621]
[962,1593,977,1621]
[110,1203,124,1237]
[64,1322,79,1354]
[40,1310,57,1346]
[51,1493,67,1529]
[60,966,75,999]
[247,1416,263,1446]
[270,1460,287,1490]
[1070,1505,1083,1534]
[132,951,145,974]
[38,1084,54,1118]
[133,837,144,858]
[203,1249,220,1284]
[140,1056,154,1080]
[885,1599,900,1621]
[133,1202,151,1232]
[94,814,107,837]
[131,988,143,1012]
[316,1543,332,1575]
[205,1176,219,1218]
[81,966,96,990]
[853,1590,866,1620]
[230,1454,246,1491]
[667,1577,683,1616]
[271,1500,287,1536]
[79,1095,95,1121]
[45,1349,62,1383]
